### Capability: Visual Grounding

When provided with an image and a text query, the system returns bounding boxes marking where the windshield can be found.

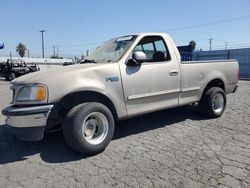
[86,35,137,63]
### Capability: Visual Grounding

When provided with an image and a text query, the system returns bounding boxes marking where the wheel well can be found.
[48,91,118,129]
[201,79,225,98]
[206,79,225,91]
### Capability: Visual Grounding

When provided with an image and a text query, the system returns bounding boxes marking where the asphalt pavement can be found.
[0,79,249,188]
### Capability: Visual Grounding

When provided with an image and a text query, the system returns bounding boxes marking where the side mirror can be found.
[126,51,146,66]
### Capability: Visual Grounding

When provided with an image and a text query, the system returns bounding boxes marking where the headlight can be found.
[16,85,46,101]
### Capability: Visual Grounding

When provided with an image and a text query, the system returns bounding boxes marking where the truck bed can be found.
[179,59,239,105]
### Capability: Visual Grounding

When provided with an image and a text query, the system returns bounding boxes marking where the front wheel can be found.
[199,87,226,118]
[63,102,115,155]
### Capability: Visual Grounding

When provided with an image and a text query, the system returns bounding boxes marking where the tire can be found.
[9,73,15,81]
[199,87,226,118]
[63,102,115,155]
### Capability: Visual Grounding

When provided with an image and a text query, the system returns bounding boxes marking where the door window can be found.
[134,45,143,52]
[142,43,154,60]
[133,36,171,62]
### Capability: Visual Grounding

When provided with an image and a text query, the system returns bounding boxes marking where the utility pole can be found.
[40,30,46,58]
[53,46,56,57]
[27,50,30,58]
[57,44,59,57]
[74,56,77,63]
[209,38,213,51]
[9,52,12,59]
[86,49,89,56]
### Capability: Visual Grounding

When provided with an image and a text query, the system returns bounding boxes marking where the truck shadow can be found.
[0,105,206,164]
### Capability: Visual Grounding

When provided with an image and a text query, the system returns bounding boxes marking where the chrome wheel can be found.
[82,112,109,145]
[212,93,224,114]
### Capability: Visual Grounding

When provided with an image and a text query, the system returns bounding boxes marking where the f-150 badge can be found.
[106,77,119,82]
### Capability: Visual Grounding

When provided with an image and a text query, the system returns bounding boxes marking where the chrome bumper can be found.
[2,105,53,141]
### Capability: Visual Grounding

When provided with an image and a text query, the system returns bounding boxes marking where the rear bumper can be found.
[2,105,53,141]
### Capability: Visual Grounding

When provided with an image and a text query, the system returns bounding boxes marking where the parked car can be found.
[2,33,239,155]
[2,59,40,81]
[63,62,75,66]
[0,61,7,77]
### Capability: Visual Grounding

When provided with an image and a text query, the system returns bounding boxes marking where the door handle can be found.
[169,70,179,76]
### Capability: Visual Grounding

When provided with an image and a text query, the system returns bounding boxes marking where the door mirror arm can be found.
[126,59,141,66]
[126,51,147,66]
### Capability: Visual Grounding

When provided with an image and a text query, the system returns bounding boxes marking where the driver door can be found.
[120,36,181,116]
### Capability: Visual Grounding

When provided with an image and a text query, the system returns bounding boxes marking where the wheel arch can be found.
[47,90,118,130]
[200,78,225,99]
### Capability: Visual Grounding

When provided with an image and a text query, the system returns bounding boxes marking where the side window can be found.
[155,40,166,55]
[142,43,154,60]
[134,45,143,52]
[133,36,171,62]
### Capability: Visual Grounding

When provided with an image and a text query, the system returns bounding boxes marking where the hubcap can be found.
[82,112,109,145]
[212,93,224,114]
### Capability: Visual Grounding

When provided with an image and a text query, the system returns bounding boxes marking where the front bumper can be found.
[2,105,53,141]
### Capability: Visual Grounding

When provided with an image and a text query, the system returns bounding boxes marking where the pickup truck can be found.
[2,33,239,155]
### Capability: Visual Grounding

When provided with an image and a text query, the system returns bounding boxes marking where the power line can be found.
[46,42,101,48]
[197,44,250,51]
[165,15,250,32]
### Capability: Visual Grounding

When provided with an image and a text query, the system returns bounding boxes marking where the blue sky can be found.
[0,0,250,58]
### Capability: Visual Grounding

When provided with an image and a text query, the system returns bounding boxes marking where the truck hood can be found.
[11,63,106,85]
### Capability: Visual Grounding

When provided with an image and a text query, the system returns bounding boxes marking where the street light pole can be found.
[40,30,46,58]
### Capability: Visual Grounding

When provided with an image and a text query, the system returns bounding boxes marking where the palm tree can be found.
[16,43,26,57]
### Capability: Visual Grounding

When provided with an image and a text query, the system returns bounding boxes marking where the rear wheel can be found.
[199,87,226,118]
[63,102,115,155]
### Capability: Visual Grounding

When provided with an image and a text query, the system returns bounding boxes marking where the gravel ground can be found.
[0,79,250,188]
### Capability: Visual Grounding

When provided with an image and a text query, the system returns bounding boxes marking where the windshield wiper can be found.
[80,59,97,64]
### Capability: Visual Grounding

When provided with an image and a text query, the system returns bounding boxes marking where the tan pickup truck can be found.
[2,33,239,154]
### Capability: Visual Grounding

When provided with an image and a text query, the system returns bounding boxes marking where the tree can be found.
[16,43,26,57]
[189,41,196,52]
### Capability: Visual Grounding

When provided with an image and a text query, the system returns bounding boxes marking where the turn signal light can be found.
[36,87,46,100]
